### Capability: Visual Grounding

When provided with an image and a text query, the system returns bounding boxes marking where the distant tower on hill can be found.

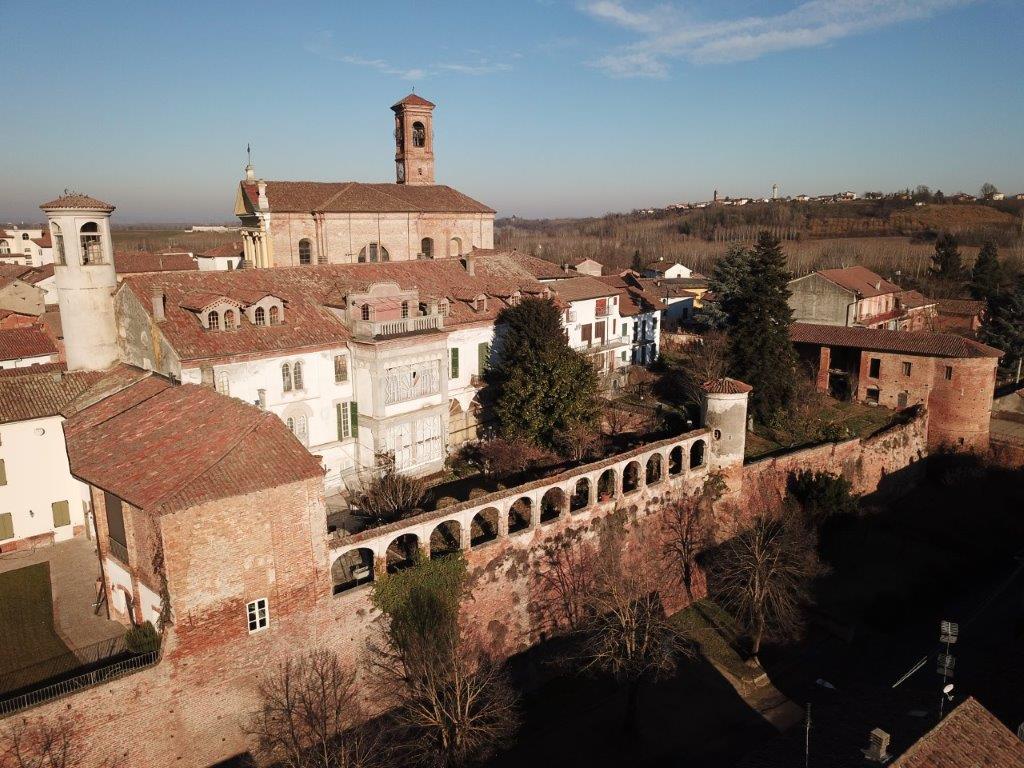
[392,93,435,185]
[40,193,119,371]
[772,183,779,200]
[713,188,719,202]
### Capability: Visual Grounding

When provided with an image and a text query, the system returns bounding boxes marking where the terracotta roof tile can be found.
[0,326,57,361]
[937,298,985,316]
[31,233,52,248]
[0,361,65,378]
[0,368,105,424]
[392,93,435,109]
[702,377,753,394]
[816,266,901,297]
[66,380,324,514]
[196,241,243,259]
[240,181,494,214]
[114,251,198,275]
[892,697,1024,768]
[547,276,619,302]
[899,290,935,309]
[790,322,1002,359]
[39,193,115,212]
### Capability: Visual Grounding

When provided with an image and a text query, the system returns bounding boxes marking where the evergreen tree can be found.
[708,244,751,321]
[491,297,600,447]
[981,277,1024,374]
[969,241,1001,301]
[631,249,643,272]
[929,232,966,282]
[724,232,797,421]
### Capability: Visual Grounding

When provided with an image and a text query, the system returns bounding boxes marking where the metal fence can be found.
[0,650,158,717]
[0,634,132,695]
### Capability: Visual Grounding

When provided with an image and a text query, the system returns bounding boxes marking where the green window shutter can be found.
[478,342,490,374]
[52,501,70,527]
[336,403,345,441]
[0,513,13,541]
[349,401,359,438]
[450,348,459,378]
[0,459,6,486]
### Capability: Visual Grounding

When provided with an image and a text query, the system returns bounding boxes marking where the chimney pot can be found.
[863,728,891,763]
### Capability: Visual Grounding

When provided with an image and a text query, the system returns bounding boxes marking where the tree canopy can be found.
[970,241,1001,302]
[721,232,797,421]
[981,276,1024,373]
[491,297,599,447]
[929,232,966,282]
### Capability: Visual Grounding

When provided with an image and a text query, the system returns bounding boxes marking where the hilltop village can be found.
[0,95,1021,768]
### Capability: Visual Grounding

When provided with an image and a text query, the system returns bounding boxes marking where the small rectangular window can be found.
[52,501,70,528]
[334,355,348,383]
[0,512,13,541]
[247,598,269,633]
[902,361,912,376]
[945,365,953,381]
[450,348,459,379]
[865,387,880,404]
[0,458,6,486]
[868,358,881,378]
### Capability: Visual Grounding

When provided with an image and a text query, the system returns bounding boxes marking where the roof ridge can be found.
[316,181,358,210]
[150,391,273,513]
[358,182,429,211]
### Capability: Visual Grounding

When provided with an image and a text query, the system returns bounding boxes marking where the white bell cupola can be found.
[40,192,120,371]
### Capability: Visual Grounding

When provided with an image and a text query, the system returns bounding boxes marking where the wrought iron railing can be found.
[352,314,443,339]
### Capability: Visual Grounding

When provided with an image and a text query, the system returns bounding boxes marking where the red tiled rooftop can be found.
[892,697,1024,768]
[39,193,115,212]
[815,266,901,297]
[702,377,753,394]
[66,379,324,515]
[196,242,243,259]
[899,290,936,309]
[790,322,1002,359]
[392,92,435,109]
[240,180,494,214]
[547,275,619,302]
[0,368,105,424]
[0,326,57,361]
[937,298,985,316]
[114,251,198,275]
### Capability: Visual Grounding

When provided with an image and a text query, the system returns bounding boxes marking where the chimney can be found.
[462,255,475,277]
[257,181,269,212]
[245,163,256,182]
[151,288,165,322]
[862,728,891,763]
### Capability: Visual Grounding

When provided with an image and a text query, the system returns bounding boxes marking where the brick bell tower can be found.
[392,93,435,185]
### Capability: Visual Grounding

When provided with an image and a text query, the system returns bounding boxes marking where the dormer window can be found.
[508,292,521,307]
[255,307,266,326]
[361,304,371,321]
[439,299,450,317]
[269,305,280,325]
[473,295,488,312]
[208,310,220,330]
[401,301,409,319]
[224,309,236,329]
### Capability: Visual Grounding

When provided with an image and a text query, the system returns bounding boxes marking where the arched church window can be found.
[254,307,266,326]
[412,121,426,148]
[79,222,102,265]
[420,237,434,259]
[358,243,390,263]
[298,239,313,265]
[282,363,292,393]
[0,240,9,255]
[450,237,462,257]
[207,310,220,330]
[293,361,304,391]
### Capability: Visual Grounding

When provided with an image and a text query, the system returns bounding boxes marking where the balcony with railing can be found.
[352,312,444,340]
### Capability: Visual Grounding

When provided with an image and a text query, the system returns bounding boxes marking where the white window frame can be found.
[338,401,352,439]
[247,597,269,633]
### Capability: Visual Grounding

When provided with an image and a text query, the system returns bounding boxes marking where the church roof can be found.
[392,93,435,109]
[39,193,115,212]
[240,181,494,214]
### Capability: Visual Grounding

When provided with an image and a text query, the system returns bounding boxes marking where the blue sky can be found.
[2,0,1022,222]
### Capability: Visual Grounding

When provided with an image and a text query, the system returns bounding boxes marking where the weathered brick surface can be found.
[5,415,928,767]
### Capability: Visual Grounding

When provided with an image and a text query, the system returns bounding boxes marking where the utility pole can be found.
[805,702,811,768]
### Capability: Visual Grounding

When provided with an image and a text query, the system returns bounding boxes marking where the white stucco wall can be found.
[0,415,90,546]
[0,352,57,370]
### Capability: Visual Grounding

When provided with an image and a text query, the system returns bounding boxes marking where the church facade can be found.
[234,94,495,268]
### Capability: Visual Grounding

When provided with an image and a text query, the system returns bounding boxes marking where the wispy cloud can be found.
[579,0,974,77]
[304,31,516,80]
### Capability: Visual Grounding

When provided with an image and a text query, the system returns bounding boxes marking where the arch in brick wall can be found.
[668,445,683,476]
[332,548,375,594]
[540,487,567,524]
[508,497,532,534]
[597,468,617,501]
[570,477,591,513]
[646,453,663,484]
[430,520,462,559]
[689,439,706,469]
[623,460,642,494]
[386,533,419,572]
[470,507,500,546]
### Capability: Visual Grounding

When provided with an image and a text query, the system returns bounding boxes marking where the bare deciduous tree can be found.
[245,649,385,768]
[706,506,825,660]
[552,424,601,463]
[370,556,520,767]
[660,474,725,602]
[356,452,427,524]
[0,718,75,768]
[536,530,599,634]
[574,525,693,734]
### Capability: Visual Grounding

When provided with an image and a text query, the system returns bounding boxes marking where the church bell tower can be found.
[392,93,435,185]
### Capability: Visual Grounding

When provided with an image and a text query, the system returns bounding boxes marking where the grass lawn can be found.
[672,599,755,683]
[0,563,71,680]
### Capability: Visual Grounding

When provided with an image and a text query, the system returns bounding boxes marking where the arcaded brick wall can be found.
[4,414,929,767]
